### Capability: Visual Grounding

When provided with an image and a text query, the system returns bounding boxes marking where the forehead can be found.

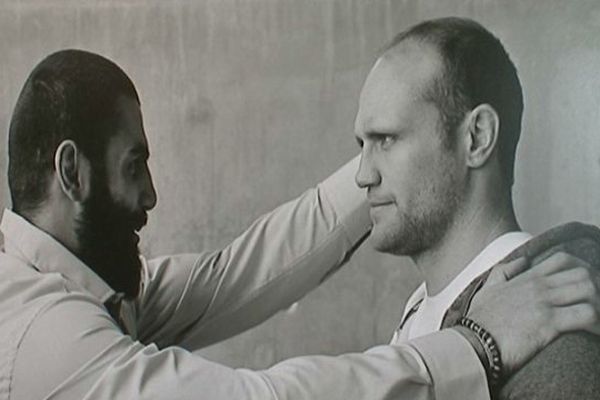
[355,41,443,133]
[107,95,148,157]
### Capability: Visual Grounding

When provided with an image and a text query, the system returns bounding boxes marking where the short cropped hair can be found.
[386,17,523,186]
[8,49,140,215]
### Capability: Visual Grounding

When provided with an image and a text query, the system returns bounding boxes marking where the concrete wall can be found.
[1,0,599,368]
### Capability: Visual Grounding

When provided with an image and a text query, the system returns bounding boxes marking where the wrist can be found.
[453,325,487,366]
[454,317,504,390]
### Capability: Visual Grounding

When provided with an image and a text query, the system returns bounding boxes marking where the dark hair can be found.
[8,49,140,215]
[386,17,523,186]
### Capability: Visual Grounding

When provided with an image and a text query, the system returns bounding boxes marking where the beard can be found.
[76,173,147,300]
[370,170,463,257]
[371,199,458,257]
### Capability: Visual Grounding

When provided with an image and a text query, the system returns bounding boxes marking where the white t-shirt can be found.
[391,232,532,344]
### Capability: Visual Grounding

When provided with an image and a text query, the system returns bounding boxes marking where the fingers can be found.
[552,303,600,334]
[467,251,600,372]
[487,252,592,291]
[510,252,592,284]
[521,254,600,334]
[544,265,592,289]
[546,279,598,305]
[486,257,528,284]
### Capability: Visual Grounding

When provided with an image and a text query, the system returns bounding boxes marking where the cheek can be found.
[383,150,437,198]
[392,151,462,213]
[106,176,138,210]
[418,153,464,205]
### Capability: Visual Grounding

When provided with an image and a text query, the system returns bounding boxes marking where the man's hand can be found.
[467,252,600,375]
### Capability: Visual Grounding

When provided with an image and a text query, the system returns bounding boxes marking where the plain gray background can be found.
[1,0,599,368]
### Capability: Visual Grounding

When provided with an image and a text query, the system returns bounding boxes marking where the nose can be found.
[355,149,381,189]
[140,166,158,211]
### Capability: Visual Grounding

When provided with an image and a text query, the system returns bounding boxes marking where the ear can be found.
[54,140,91,202]
[465,104,499,169]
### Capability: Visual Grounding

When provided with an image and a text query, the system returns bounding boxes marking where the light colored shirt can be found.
[402,232,532,342]
[392,232,532,344]
[0,157,488,400]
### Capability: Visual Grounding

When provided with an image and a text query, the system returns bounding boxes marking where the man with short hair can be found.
[354,17,600,399]
[0,49,597,400]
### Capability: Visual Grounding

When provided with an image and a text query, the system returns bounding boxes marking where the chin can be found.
[369,224,424,256]
[370,226,400,254]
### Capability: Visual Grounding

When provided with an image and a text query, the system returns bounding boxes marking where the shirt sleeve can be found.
[11,293,488,400]
[134,156,372,349]
[10,156,490,399]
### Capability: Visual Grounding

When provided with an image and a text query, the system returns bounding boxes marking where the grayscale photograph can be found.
[0,1,598,399]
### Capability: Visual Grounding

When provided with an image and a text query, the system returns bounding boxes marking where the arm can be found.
[12,293,487,400]
[134,156,372,349]
[12,156,490,400]
[13,227,600,399]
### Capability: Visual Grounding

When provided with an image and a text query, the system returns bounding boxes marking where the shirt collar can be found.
[0,208,115,303]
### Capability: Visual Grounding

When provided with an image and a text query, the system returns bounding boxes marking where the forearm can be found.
[264,329,489,400]
[136,156,371,348]
[15,293,490,400]
[29,325,488,400]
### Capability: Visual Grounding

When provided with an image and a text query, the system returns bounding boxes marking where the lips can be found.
[367,196,395,208]
[369,201,393,208]
[131,213,147,244]
[367,198,394,219]
[126,212,147,245]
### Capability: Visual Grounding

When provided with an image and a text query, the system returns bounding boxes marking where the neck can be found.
[413,200,519,296]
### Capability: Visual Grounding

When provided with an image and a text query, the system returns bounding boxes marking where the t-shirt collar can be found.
[400,231,533,326]
[424,231,533,302]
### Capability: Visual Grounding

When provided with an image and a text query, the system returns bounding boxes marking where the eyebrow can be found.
[361,130,401,139]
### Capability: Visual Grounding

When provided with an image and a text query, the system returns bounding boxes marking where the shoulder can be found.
[0,250,117,352]
[499,332,600,400]
[0,256,120,399]
[0,253,70,316]
[0,256,112,346]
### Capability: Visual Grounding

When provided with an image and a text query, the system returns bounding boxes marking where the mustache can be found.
[131,211,148,232]
[99,200,147,233]
[87,203,148,238]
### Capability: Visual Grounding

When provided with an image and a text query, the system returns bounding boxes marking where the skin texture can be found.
[354,42,466,258]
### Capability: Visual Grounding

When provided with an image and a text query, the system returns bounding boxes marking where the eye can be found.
[376,134,396,150]
[355,137,364,148]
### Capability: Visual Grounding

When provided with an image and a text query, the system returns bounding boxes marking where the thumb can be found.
[486,257,529,285]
